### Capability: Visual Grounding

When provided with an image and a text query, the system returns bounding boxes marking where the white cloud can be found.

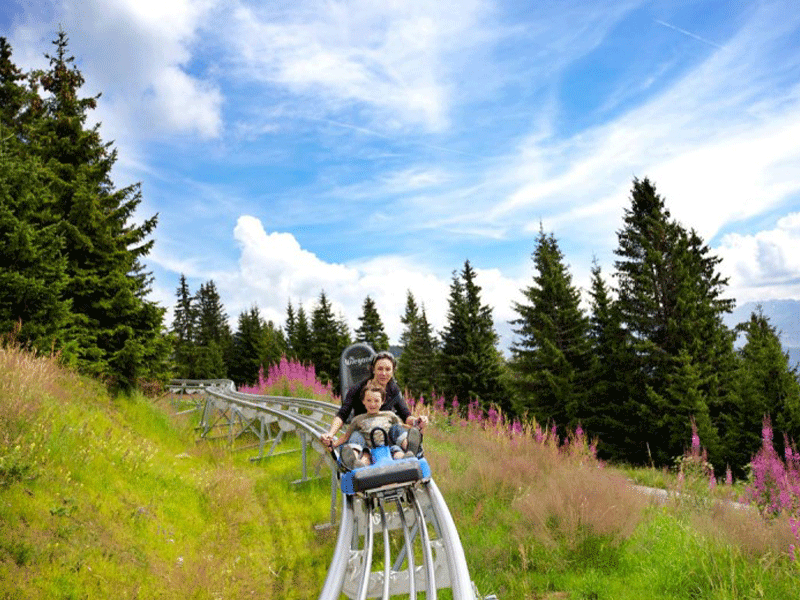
[717,212,800,303]
[203,216,526,350]
[8,0,223,141]
[223,0,497,132]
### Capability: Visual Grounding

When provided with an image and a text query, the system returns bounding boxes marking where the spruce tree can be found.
[439,261,508,412]
[510,229,592,430]
[294,304,313,366]
[585,261,638,461]
[397,291,439,399]
[724,309,800,474]
[354,295,390,351]
[310,291,348,391]
[229,306,268,387]
[284,300,297,360]
[0,148,71,351]
[171,274,196,378]
[613,178,735,465]
[193,280,230,379]
[14,31,168,388]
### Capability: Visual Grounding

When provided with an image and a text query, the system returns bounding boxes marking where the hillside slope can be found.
[0,346,331,599]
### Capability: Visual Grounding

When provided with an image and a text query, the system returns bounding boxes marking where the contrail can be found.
[654,19,724,49]
[316,117,483,158]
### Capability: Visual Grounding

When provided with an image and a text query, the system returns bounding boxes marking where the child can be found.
[325,383,421,469]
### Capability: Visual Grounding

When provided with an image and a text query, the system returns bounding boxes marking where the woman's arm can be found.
[320,416,345,448]
[332,422,356,448]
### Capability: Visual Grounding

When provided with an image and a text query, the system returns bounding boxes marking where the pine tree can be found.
[193,280,230,379]
[354,296,390,351]
[310,291,348,391]
[585,261,637,461]
[397,291,439,399]
[439,261,508,412]
[12,30,168,388]
[510,229,592,430]
[613,177,735,465]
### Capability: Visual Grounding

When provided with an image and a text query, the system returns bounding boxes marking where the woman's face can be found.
[372,357,394,387]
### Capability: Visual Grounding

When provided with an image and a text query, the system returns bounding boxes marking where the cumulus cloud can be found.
[717,212,800,303]
[202,216,522,350]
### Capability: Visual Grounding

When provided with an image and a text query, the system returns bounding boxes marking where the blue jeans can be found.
[341,426,407,464]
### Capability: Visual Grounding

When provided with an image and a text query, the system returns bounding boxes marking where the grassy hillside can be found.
[2,345,799,599]
[0,344,332,599]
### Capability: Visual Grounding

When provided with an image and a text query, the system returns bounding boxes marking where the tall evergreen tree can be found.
[613,177,735,465]
[226,306,287,387]
[354,295,390,351]
[310,291,349,392]
[723,309,800,474]
[510,229,592,430]
[170,274,196,378]
[397,291,439,399]
[0,142,71,351]
[285,300,313,365]
[585,261,638,461]
[193,280,230,379]
[439,261,508,412]
[284,300,297,359]
[294,304,313,365]
[12,31,169,388]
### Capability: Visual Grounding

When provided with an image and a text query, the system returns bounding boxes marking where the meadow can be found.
[2,346,799,599]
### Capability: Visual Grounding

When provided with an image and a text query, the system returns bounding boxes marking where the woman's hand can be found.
[320,433,334,448]
[407,415,428,431]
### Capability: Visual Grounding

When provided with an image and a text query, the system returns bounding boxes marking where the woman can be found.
[320,351,427,458]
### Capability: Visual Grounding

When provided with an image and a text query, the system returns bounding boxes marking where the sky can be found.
[3,0,800,353]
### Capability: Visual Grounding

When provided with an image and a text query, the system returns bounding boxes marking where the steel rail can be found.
[169,378,492,599]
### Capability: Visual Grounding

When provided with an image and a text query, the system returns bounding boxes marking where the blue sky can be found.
[3,0,800,351]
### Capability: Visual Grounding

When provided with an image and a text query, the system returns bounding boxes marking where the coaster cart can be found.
[318,344,496,600]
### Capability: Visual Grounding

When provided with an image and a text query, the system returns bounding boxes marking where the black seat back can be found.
[339,343,375,400]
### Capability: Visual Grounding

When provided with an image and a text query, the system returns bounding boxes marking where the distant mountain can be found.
[724,299,800,369]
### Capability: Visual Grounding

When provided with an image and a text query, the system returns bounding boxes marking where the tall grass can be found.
[420,396,800,599]
[0,344,331,599]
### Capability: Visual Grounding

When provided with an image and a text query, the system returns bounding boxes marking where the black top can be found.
[337,378,411,423]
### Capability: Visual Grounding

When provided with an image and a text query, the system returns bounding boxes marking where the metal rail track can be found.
[167,377,496,599]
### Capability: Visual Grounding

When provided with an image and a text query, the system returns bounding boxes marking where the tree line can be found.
[3,33,799,476]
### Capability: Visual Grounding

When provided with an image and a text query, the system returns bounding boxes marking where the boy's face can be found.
[364,390,382,414]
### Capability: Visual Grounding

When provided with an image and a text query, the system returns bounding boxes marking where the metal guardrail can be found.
[167,378,496,600]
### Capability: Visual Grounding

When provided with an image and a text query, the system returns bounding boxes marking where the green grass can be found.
[2,345,799,599]
[0,345,333,599]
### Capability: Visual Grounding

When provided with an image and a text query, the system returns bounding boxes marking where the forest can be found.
[2,33,799,478]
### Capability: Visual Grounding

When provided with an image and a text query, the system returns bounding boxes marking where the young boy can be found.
[325,383,421,469]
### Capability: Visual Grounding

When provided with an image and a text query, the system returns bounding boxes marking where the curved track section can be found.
[168,379,494,600]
